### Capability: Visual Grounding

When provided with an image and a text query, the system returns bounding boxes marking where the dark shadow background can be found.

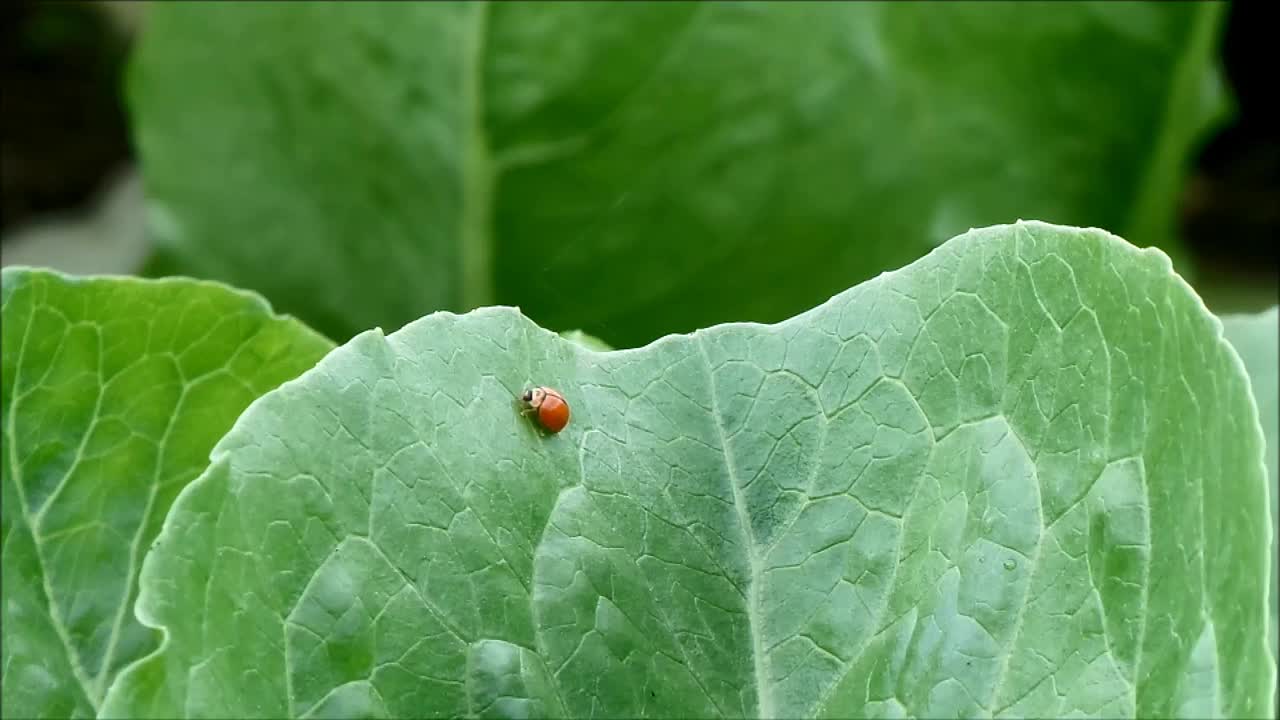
[2,1,132,232]
[1178,0,1279,310]
[2,0,1275,310]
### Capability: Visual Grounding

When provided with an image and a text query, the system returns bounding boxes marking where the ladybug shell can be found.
[536,389,570,433]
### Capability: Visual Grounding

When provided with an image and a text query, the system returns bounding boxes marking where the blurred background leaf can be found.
[3,2,1275,348]
[558,328,612,353]
[119,1,1229,347]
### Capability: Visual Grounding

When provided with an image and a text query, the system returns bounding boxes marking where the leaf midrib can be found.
[459,1,495,312]
[697,337,774,718]
[3,286,99,713]
[1122,1,1224,251]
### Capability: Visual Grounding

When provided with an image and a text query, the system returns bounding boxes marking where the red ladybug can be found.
[521,386,570,433]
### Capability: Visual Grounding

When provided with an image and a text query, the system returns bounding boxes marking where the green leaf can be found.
[1221,307,1279,660]
[558,329,612,353]
[102,222,1272,718]
[1,267,333,719]
[129,2,1225,347]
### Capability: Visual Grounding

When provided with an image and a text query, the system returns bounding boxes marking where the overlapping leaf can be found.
[0,268,333,718]
[1221,307,1279,660]
[101,223,1272,718]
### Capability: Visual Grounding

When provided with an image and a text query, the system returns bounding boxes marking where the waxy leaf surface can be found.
[104,223,1272,718]
[1221,306,1279,660]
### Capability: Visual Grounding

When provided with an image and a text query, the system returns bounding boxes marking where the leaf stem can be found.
[459,1,495,311]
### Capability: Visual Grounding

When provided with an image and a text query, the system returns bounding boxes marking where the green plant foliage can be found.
[559,329,612,352]
[0,268,333,719]
[129,2,1225,347]
[1221,306,1279,660]
[99,223,1272,718]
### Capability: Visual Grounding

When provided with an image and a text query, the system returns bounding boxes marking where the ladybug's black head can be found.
[521,389,534,403]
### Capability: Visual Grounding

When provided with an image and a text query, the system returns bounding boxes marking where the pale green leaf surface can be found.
[559,329,613,353]
[101,222,1272,718]
[130,2,1225,347]
[0,268,334,718]
[1221,307,1279,660]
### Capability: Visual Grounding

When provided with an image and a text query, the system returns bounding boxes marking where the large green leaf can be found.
[1221,307,1279,660]
[130,2,1225,347]
[0,268,333,719]
[102,222,1272,718]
